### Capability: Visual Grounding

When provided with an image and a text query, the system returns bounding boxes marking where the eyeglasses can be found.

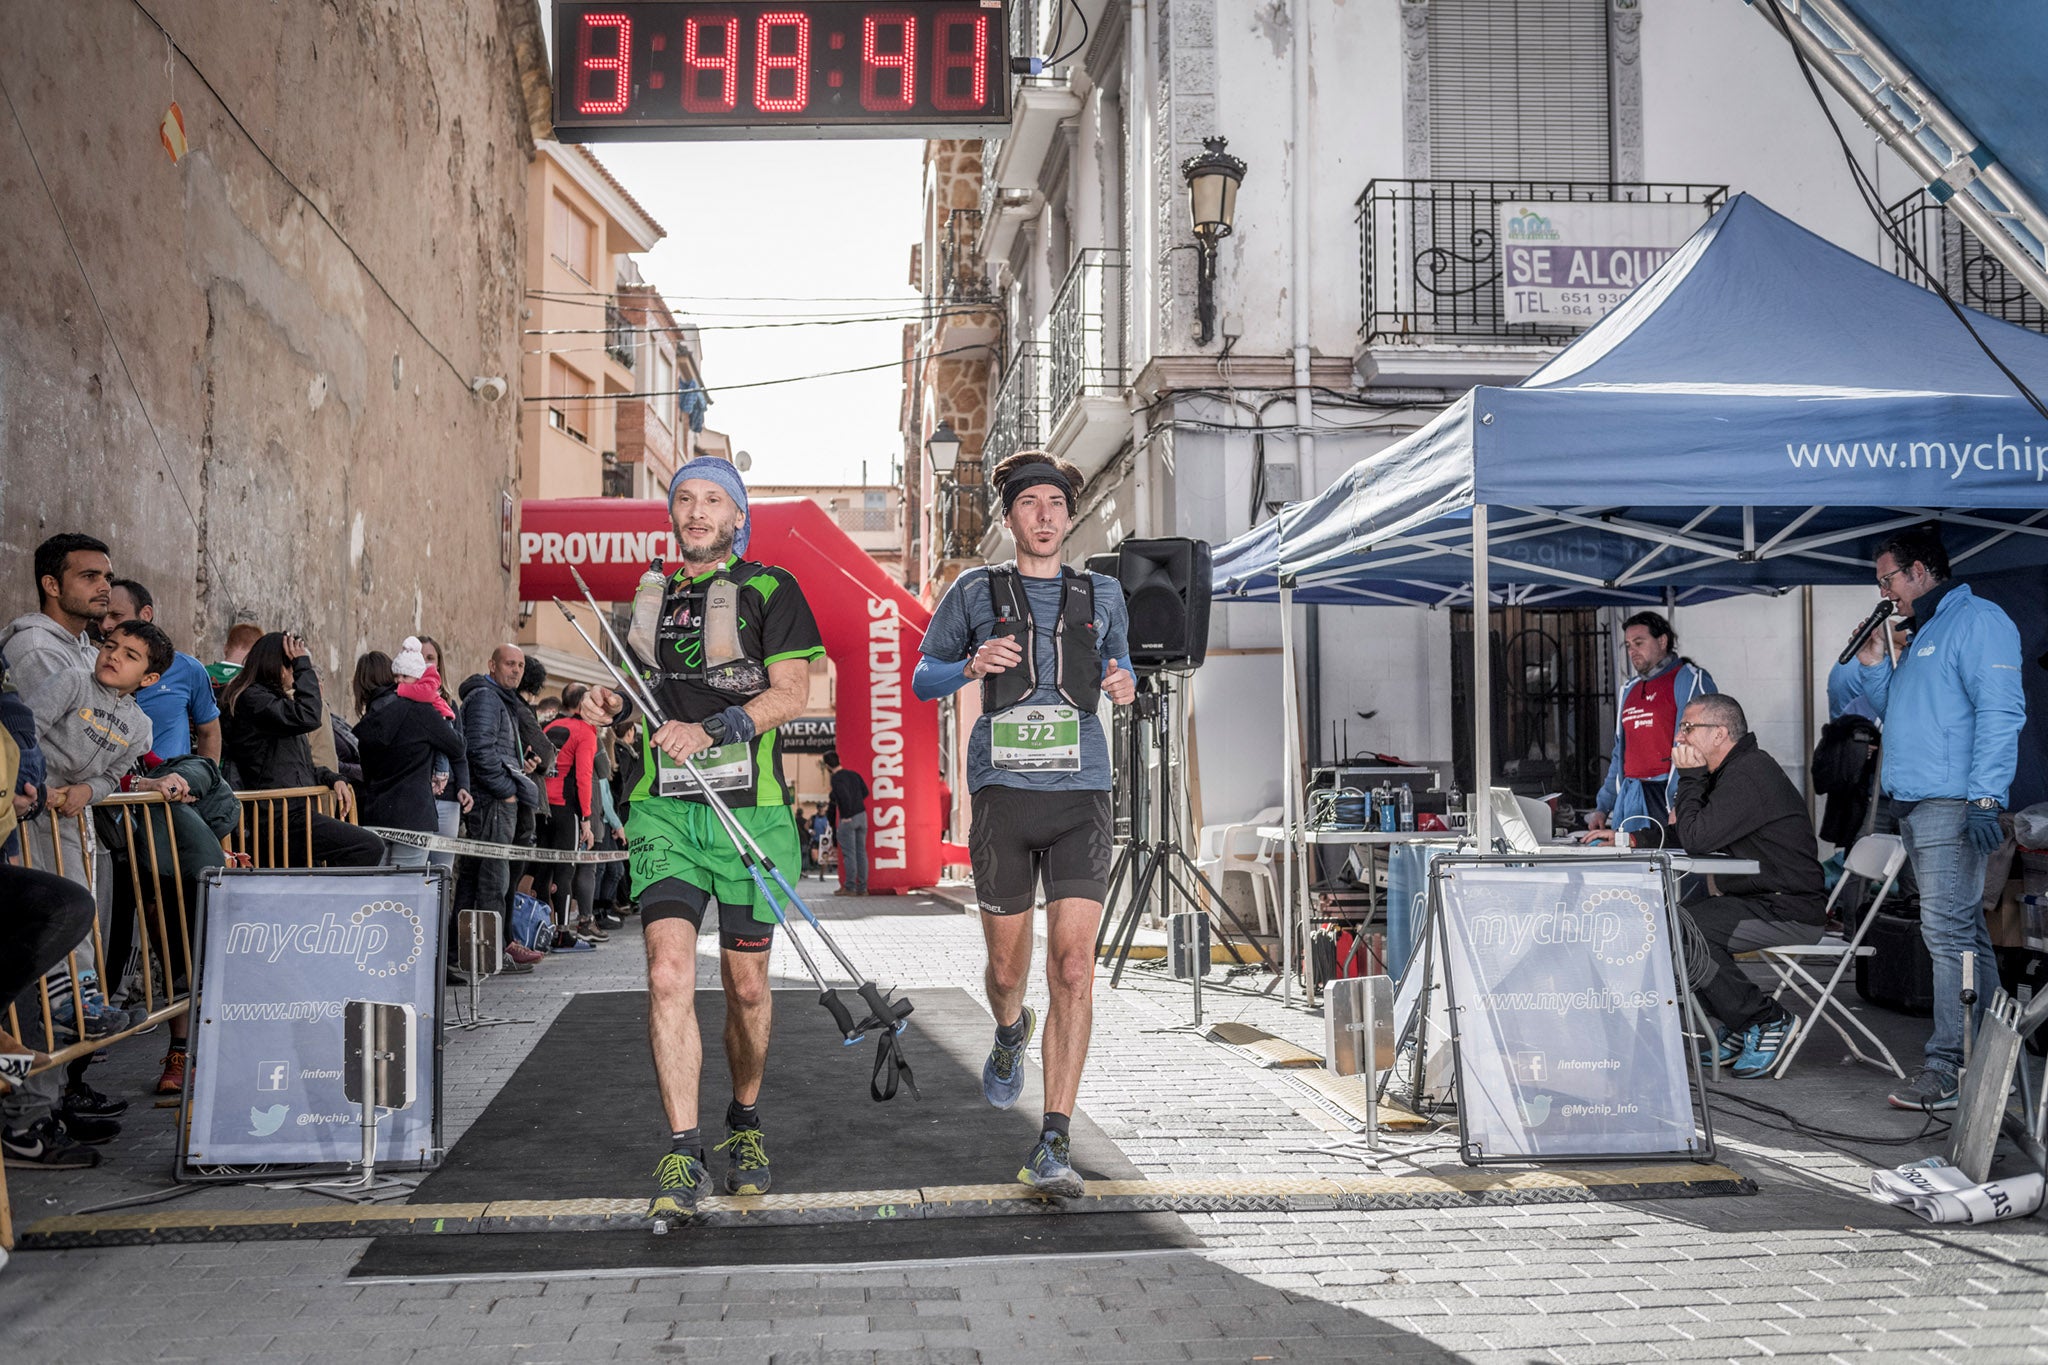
[1876,567,1905,590]
[1675,722,1725,735]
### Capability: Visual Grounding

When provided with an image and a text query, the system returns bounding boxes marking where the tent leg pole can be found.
[1280,584,1301,1007]
[1473,506,1494,849]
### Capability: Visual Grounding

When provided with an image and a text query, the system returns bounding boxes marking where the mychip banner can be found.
[1433,856,1706,1163]
[1499,200,1708,326]
[183,867,446,1173]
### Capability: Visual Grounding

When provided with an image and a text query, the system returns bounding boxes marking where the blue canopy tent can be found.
[1213,194,2048,995]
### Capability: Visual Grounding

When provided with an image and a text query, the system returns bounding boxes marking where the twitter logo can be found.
[248,1103,288,1136]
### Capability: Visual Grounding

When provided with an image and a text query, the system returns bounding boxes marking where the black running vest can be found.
[981,565,1102,714]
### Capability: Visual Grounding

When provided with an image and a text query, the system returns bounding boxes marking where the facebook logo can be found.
[256,1061,291,1091]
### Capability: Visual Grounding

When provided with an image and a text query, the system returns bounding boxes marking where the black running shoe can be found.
[650,1149,708,1220]
[62,1079,129,1118]
[717,1125,773,1195]
[57,1112,121,1145]
[4,1116,102,1169]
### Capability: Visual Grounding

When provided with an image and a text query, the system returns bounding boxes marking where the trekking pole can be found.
[550,596,916,1097]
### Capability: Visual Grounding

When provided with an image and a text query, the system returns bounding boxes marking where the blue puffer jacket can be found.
[1837,582,2026,804]
[1595,656,1716,827]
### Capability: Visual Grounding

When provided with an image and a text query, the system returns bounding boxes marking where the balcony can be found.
[1356,179,1725,387]
[933,208,1001,354]
[604,302,636,370]
[1886,192,2048,335]
[984,340,1047,472]
[1044,249,1128,481]
[936,464,992,562]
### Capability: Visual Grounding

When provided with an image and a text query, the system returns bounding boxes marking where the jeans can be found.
[1682,895,1824,1031]
[0,865,97,1129]
[466,799,517,913]
[430,798,461,871]
[836,812,868,892]
[1898,798,1995,1075]
[387,840,431,869]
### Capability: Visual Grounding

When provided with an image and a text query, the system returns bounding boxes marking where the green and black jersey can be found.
[627,555,824,808]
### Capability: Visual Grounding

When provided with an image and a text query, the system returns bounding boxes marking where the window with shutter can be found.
[1427,0,1611,183]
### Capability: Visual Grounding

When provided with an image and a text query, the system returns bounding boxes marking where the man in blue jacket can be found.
[1588,612,1716,846]
[1835,525,2026,1112]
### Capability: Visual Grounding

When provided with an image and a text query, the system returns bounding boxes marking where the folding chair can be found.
[1758,833,1908,1078]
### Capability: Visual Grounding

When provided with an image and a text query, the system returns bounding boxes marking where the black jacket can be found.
[1672,733,1826,911]
[354,687,466,834]
[222,657,341,791]
[458,673,532,805]
[828,768,868,823]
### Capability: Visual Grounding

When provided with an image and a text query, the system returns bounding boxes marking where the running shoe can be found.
[982,1005,1037,1110]
[62,1078,129,1117]
[716,1125,773,1196]
[55,1111,120,1145]
[1017,1130,1083,1199]
[3,1116,101,1170]
[1887,1066,1961,1112]
[505,942,547,967]
[1731,1013,1796,1079]
[1697,1025,1740,1068]
[576,919,611,943]
[649,1149,708,1220]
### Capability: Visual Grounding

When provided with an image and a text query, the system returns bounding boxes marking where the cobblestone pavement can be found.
[5,877,2047,1363]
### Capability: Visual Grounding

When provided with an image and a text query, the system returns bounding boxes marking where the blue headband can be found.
[668,457,751,556]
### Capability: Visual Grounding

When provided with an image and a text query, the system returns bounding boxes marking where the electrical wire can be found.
[1708,1086,1950,1166]
[124,0,474,391]
[521,304,990,337]
[1759,0,2048,426]
[523,343,987,401]
[1050,0,1091,67]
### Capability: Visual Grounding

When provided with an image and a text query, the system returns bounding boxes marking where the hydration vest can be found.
[981,564,1102,714]
[655,561,769,699]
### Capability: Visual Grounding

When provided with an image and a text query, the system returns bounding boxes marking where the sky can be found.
[594,139,927,489]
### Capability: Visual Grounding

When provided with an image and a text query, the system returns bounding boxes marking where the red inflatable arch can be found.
[518,498,945,892]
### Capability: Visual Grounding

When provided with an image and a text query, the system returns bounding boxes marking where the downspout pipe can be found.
[1291,0,1317,769]
[1129,0,1154,538]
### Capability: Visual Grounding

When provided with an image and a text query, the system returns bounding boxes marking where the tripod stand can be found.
[1095,672,1275,988]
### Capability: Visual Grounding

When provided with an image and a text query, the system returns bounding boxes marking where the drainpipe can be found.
[1291,0,1317,749]
[1128,0,1154,538]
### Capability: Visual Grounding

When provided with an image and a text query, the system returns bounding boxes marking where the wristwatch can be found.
[700,713,729,743]
[1971,797,2000,811]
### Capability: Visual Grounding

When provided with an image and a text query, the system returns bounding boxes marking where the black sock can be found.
[670,1126,701,1155]
[995,1013,1028,1046]
[168,1039,188,1055]
[1041,1112,1070,1139]
[726,1100,761,1132]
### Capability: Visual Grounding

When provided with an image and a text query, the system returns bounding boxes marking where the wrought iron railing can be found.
[605,301,636,368]
[1356,180,1727,346]
[836,504,900,534]
[978,137,1005,221]
[1049,249,1126,418]
[941,209,997,305]
[1886,192,2048,334]
[984,340,1047,471]
[937,464,993,559]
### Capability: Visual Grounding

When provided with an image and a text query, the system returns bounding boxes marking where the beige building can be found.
[518,141,665,687]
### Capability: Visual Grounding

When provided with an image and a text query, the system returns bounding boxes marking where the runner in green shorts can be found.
[586,458,823,1223]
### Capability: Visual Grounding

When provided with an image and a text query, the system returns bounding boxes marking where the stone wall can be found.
[0,0,547,686]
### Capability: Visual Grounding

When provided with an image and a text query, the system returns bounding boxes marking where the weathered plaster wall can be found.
[0,0,545,683]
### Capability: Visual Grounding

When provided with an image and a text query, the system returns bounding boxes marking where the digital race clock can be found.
[552,1,1012,141]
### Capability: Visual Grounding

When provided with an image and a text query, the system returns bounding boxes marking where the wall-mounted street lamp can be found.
[1179,136,1247,347]
[925,420,961,476]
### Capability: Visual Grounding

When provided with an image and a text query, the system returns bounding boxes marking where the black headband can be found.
[1001,462,1074,513]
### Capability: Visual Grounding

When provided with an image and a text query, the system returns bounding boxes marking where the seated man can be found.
[1669,693,1826,1078]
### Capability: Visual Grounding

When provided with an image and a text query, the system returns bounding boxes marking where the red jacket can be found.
[543,715,596,817]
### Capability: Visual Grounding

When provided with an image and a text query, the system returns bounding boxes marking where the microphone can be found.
[1837,600,1895,666]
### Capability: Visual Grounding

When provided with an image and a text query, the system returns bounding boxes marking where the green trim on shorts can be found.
[625,797,801,924]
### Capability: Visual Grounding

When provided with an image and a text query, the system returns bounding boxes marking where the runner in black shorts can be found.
[913,450,1135,1198]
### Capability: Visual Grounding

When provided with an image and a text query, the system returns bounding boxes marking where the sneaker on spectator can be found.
[497,954,534,975]
[155,1048,188,1096]
[576,919,611,943]
[445,966,476,988]
[55,1111,120,1146]
[1697,1025,1741,1068]
[3,1116,101,1169]
[594,909,624,930]
[506,941,546,967]
[50,990,134,1042]
[1731,1013,1795,1079]
[62,1078,129,1118]
[1887,1066,1961,1112]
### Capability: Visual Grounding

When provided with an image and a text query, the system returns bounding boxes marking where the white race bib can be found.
[990,704,1082,772]
[658,740,753,796]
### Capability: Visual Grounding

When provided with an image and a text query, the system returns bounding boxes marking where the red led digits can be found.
[575,12,632,116]
[860,12,917,113]
[930,11,988,112]
[754,12,812,113]
[683,14,741,113]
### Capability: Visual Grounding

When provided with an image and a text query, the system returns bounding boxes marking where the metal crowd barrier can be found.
[1,786,354,1248]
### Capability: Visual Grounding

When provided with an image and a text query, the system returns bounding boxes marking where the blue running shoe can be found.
[1731,1013,1795,1079]
[1017,1129,1083,1199]
[716,1125,773,1196]
[649,1149,708,1221]
[1698,1025,1740,1067]
[982,1005,1036,1110]
[1886,1066,1961,1112]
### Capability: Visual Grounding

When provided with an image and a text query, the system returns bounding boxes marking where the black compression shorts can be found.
[639,876,777,953]
[968,785,1113,915]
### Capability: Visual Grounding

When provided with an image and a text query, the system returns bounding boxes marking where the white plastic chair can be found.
[1758,833,1909,1079]
[1194,808,1282,935]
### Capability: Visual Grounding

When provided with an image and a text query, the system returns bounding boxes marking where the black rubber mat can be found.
[352,987,1197,1275]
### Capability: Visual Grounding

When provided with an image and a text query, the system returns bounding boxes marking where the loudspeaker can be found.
[1084,551,1119,578]
[1109,537,1211,672]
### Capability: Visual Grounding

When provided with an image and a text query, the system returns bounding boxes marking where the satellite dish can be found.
[734,450,753,472]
